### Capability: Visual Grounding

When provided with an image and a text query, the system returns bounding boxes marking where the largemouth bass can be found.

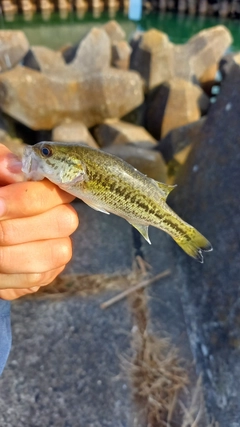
[21,142,212,262]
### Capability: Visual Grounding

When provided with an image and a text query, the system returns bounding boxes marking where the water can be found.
[0,10,239,50]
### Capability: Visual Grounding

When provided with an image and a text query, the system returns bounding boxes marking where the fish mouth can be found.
[21,145,45,181]
[21,145,33,177]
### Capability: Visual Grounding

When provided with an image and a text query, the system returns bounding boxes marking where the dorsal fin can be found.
[155,182,177,200]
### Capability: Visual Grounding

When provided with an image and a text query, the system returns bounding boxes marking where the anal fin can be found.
[128,221,151,244]
[84,199,110,215]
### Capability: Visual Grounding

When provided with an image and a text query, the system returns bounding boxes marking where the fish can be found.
[21,141,212,262]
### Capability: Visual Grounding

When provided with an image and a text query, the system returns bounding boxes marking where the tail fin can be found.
[172,227,212,263]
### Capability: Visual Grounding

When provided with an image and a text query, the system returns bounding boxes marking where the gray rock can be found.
[93,119,157,148]
[168,63,240,425]
[232,51,240,67]
[219,51,240,82]
[0,30,29,72]
[130,29,173,92]
[145,78,208,139]
[156,117,206,163]
[22,49,41,71]
[102,20,126,43]
[199,63,219,97]
[52,121,99,148]
[112,41,132,70]
[23,46,66,73]
[61,43,79,64]
[0,111,24,155]
[68,28,111,74]
[120,103,145,127]
[219,53,235,79]
[130,26,232,92]
[160,79,208,138]
[186,25,232,81]
[0,66,144,130]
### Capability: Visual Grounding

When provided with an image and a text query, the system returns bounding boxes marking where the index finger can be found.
[0,179,75,220]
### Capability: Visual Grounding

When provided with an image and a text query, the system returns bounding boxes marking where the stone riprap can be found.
[0,66,143,130]
[52,121,99,148]
[93,119,157,148]
[130,25,232,91]
[0,30,29,72]
[145,78,209,139]
[23,45,66,73]
[67,28,111,74]
[156,117,206,163]
[102,20,126,43]
[111,40,132,70]
[0,22,231,163]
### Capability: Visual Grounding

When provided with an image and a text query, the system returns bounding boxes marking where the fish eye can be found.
[41,146,52,157]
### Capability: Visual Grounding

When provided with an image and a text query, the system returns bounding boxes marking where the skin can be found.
[0,144,79,300]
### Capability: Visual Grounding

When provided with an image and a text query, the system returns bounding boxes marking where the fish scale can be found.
[82,155,163,217]
[85,171,159,221]
[21,142,213,262]
[83,159,182,232]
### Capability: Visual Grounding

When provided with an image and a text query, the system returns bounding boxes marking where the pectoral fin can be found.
[128,221,151,244]
[154,181,177,200]
[60,158,87,185]
[61,170,86,185]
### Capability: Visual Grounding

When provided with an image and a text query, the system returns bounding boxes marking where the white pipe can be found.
[128,0,142,20]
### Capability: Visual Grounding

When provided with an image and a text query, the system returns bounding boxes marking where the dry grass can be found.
[28,272,130,298]
[127,331,188,427]
[122,258,215,427]
[125,331,217,427]
[29,256,156,301]
[101,269,170,309]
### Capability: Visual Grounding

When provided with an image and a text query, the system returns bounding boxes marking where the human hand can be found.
[0,144,78,300]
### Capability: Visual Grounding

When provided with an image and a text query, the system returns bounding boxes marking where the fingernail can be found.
[6,154,23,174]
[0,198,6,217]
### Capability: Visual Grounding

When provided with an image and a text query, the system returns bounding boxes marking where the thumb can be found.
[0,143,24,185]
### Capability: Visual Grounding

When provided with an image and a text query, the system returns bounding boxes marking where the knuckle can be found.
[0,221,6,245]
[63,205,79,234]
[0,246,10,272]
[43,266,66,286]
[27,266,66,288]
[0,220,15,245]
[0,247,4,270]
[53,205,79,237]
[27,272,46,286]
[52,238,73,267]
[60,239,73,264]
